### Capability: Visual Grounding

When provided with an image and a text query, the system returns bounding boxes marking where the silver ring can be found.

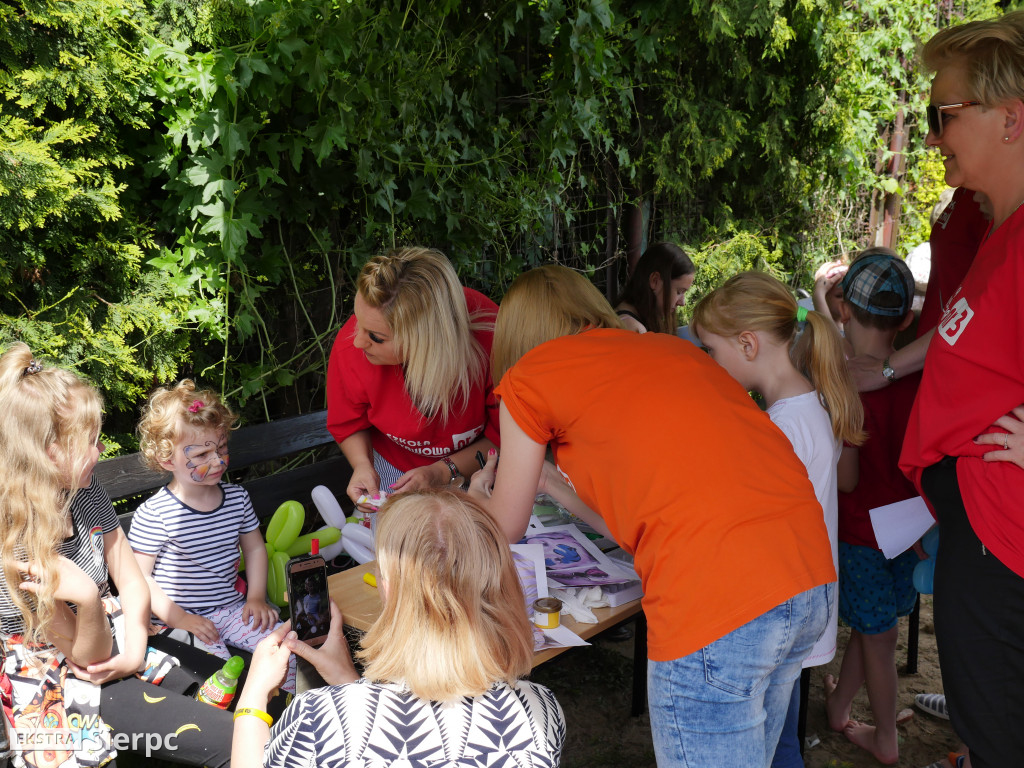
[1005,433,1010,450]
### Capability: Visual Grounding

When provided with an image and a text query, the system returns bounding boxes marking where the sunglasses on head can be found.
[926,101,982,137]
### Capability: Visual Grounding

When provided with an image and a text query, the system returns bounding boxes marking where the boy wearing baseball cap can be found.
[824,248,922,765]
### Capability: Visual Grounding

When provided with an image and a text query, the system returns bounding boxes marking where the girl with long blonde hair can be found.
[0,344,235,767]
[691,270,864,768]
[0,342,110,656]
[326,247,499,510]
[231,489,564,768]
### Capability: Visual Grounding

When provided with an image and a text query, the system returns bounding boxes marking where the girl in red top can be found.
[326,247,499,508]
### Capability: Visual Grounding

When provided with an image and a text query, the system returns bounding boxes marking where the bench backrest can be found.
[94,410,353,528]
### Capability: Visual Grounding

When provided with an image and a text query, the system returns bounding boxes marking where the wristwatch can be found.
[881,357,898,383]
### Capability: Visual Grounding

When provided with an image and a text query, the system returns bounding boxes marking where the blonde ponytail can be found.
[691,271,864,445]
[792,312,865,445]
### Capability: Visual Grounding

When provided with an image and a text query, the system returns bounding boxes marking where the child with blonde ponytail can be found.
[692,271,864,768]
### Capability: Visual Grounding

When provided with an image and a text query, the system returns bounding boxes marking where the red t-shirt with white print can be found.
[326,287,500,472]
[917,186,989,337]
[900,207,1024,578]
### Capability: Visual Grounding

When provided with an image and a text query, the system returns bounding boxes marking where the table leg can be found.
[797,667,810,755]
[631,613,647,717]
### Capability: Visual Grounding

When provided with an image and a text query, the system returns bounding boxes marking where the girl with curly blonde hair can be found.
[129,379,294,692]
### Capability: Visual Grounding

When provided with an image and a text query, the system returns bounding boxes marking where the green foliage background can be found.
[0,0,1001,444]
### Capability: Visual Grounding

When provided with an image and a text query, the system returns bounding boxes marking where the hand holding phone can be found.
[286,551,330,648]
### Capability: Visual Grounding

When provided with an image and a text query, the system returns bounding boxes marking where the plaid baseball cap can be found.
[840,251,914,317]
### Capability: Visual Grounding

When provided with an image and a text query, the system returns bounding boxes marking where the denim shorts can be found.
[647,583,832,768]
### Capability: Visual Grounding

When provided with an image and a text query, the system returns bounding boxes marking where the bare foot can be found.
[824,673,851,732]
[842,720,899,765]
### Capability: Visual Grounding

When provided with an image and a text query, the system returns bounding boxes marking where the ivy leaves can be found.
[0,0,1001,438]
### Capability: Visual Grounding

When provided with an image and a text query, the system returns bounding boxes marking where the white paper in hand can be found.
[869,496,935,559]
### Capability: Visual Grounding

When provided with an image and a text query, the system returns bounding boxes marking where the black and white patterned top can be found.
[0,480,119,636]
[264,678,565,768]
[128,483,258,612]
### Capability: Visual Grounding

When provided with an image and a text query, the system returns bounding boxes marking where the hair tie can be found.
[795,306,809,323]
[23,360,42,377]
[188,399,205,413]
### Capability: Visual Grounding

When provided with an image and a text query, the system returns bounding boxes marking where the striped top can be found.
[0,480,119,636]
[128,483,259,612]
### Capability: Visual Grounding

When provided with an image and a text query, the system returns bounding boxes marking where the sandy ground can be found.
[531,595,959,768]
[805,595,961,768]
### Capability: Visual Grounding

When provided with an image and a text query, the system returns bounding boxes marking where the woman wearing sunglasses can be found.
[899,12,1024,768]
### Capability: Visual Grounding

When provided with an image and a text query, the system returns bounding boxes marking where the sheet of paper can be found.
[526,514,546,531]
[518,524,635,588]
[539,624,590,649]
[869,496,935,559]
[511,543,549,602]
[512,543,587,650]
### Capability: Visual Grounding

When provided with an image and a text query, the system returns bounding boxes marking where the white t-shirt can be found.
[768,391,841,667]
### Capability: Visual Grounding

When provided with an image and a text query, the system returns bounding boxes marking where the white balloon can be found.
[311,485,347,528]
[320,531,346,561]
[341,522,375,564]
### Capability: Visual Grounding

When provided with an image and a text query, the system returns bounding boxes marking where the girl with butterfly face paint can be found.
[129,380,296,693]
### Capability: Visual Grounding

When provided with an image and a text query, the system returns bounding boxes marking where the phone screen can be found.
[286,555,329,647]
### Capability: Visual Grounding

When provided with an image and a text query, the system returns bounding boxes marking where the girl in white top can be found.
[692,271,866,768]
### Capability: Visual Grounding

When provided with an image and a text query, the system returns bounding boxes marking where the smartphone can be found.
[285,554,330,647]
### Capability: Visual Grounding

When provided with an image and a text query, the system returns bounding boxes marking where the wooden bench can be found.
[94,409,353,530]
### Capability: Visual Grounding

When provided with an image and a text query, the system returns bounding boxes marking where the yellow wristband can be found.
[233,707,273,726]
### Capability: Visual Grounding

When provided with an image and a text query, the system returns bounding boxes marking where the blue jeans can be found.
[648,584,831,768]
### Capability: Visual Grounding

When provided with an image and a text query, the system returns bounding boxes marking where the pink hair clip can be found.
[188,400,205,413]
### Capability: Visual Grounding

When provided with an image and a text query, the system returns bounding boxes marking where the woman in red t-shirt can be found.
[899,13,1024,767]
[326,247,499,509]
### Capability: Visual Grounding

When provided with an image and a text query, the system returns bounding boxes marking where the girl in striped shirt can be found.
[128,380,294,691]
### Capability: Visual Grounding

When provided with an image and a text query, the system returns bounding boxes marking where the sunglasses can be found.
[926,101,982,137]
